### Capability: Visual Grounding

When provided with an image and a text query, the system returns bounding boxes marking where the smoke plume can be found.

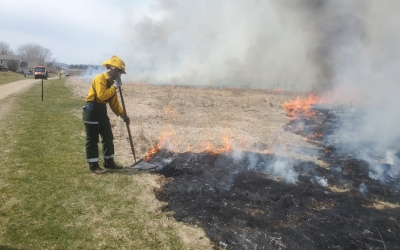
[123,0,399,90]
[123,0,400,181]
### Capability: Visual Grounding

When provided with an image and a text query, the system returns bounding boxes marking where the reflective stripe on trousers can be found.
[82,102,115,163]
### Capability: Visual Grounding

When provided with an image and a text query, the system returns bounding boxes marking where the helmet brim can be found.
[102,55,126,74]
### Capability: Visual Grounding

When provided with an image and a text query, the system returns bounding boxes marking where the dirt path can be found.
[0,78,58,123]
[0,79,42,100]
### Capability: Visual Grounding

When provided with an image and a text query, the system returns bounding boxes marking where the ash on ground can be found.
[148,108,400,250]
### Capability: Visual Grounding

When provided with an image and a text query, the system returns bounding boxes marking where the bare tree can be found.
[17,43,53,64]
[0,41,13,55]
[46,58,58,68]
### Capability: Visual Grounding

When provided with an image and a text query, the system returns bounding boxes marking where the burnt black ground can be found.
[148,108,400,249]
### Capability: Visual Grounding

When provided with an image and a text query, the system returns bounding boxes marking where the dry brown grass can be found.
[2,77,397,249]
[65,77,320,247]
[67,78,215,248]
[364,199,400,210]
[66,78,315,164]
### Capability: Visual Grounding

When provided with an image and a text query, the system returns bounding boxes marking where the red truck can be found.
[34,66,48,79]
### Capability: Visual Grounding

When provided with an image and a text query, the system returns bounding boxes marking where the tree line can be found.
[0,41,57,70]
[0,41,53,63]
[68,64,101,70]
[1,41,101,72]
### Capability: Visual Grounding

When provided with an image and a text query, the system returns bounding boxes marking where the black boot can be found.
[103,159,123,170]
[89,162,107,174]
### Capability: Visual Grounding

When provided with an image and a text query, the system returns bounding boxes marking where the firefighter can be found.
[58,71,62,80]
[82,55,130,174]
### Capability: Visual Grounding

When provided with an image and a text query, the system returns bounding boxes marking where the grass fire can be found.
[65,79,400,249]
[2,0,400,249]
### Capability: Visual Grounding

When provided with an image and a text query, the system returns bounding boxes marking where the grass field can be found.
[0,71,57,85]
[0,78,212,249]
[0,71,33,85]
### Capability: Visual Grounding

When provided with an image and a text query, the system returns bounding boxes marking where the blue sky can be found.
[0,0,154,65]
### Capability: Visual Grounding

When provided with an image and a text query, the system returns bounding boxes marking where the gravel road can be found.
[0,79,42,100]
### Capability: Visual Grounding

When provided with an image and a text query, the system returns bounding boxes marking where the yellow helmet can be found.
[102,55,126,74]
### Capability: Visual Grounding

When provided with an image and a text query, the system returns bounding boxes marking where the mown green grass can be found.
[0,71,33,85]
[0,79,209,249]
[0,71,57,85]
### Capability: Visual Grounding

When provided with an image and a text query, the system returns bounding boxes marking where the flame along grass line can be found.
[282,94,322,117]
[144,132,234,161]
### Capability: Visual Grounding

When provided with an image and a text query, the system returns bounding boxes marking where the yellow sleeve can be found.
[108,89,124,116]
[85,73,124,116]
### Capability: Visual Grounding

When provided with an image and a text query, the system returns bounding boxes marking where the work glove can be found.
[113,78,122,89]
[120,113,130,124]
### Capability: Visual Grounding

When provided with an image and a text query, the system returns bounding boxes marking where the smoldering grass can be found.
[314,176,328,187]
[359,182,368,196]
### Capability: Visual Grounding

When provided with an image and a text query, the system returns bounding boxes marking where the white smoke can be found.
[268,159,298,184]
[359,182,368,196]
[122,0,400,183]
[231,151,298,184]
[122,0,324,89]
[314,176,328,187]
[123,1,399,90]
[76,68,105,82]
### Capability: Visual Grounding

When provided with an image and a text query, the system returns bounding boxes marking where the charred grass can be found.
[0,79,212,249]
[64,79,400,249]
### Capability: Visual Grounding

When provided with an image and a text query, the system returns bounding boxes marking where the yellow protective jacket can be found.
[85,72,124,116]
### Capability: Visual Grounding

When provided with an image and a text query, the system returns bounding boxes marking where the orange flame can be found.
[144,103,235,161]
[144,144,159,161]
[144,130,234,160]
[144,124,179,161]
[220,134,233,153]
[283,94,322,117]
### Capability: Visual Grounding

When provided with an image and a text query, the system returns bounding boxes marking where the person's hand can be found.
[120,113,130,124]
[113,78,122,89]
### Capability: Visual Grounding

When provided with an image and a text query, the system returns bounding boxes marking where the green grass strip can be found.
[0,79,188,249]
[0,72,57,85]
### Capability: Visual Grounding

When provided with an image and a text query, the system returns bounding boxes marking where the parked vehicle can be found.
[0,65,8,72]
[34,66,48,79]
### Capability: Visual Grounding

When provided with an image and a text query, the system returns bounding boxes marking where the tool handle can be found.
[118,86,137,162]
